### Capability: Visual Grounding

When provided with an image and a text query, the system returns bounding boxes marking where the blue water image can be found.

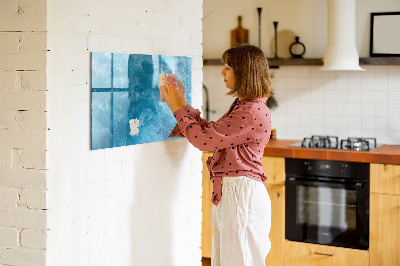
[91,52,192,150]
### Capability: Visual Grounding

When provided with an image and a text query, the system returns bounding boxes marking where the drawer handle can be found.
[314,252,335,257]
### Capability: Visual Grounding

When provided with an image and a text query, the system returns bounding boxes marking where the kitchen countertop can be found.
[263,139,400,165]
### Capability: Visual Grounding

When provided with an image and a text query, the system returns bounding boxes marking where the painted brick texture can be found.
[0,227,19,247]
[46,0,203,266]
[0,0,48,265]
[21,229,47,250]
[2,0,203,265]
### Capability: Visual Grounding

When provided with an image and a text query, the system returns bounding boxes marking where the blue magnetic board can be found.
[90,52,192,150]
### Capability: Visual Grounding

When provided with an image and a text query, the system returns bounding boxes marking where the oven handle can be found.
[286,177,364,189]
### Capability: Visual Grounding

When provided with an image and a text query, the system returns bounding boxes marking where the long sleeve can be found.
[172,105,257,152]
[168,104,210,137]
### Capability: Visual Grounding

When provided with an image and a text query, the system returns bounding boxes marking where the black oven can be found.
[285,158,369,250]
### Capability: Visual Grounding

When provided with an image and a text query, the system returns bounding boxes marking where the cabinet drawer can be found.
[284,241,369,266]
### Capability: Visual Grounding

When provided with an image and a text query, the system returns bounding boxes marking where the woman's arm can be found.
[170,76,210,126]
[169,104,213,138]
[162,76,210,137]
[172,106,256,152]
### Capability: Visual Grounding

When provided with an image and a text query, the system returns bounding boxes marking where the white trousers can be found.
[212,176,271,266]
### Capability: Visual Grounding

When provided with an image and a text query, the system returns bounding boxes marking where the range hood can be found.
[320,0,365,71]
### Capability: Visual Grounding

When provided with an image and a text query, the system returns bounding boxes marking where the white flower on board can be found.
[129,119,140,136]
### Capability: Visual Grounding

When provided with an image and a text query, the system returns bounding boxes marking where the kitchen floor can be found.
[202,257,211,266]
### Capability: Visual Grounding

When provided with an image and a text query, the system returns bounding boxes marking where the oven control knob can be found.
[304,161,312,171]
[340,164,347,174]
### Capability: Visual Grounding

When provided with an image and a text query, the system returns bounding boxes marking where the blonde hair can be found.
[221,44,273,99]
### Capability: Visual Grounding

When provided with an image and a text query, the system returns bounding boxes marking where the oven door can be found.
[285,177,369,250]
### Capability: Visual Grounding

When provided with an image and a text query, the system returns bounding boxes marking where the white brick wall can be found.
[0,247,46,266]
[2,0,203,265]
[0,187,19,208]
[21,229,47,250]
[47,1,203,266]
[0,0,48,265]
[0,227,19,247]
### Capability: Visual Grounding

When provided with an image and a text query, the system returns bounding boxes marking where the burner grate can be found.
[340,137,377,151]
[296,136,378,151]
[301,135,339,149]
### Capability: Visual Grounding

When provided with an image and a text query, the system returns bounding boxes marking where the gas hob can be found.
[289,135,382,151]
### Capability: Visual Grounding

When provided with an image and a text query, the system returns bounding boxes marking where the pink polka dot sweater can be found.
[169,97,272,206]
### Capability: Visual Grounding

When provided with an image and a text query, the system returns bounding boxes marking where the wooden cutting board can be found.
[231,16,249,48]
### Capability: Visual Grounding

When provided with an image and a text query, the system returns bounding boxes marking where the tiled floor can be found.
[202,257,211,266]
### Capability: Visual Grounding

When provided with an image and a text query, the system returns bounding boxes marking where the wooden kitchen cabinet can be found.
[201,152,213,258]
[201,154,286,266]
[264,184,285,266]
[370,163,400,266]
[262,156,285,266]
[261,156,285,185]
[370,163,400,195]
[370,193,400,266]
[284,241,369,266]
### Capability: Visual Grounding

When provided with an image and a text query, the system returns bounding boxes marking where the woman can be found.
[161,44,273,266]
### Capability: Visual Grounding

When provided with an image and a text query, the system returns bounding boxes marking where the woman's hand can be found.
[160,76,185,113]
[171,76,187,108]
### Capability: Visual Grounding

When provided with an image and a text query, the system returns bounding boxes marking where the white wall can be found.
[203,0,400,145]
[271,65,400,144]
[0,0,48,265]
[46,0,203,266]
[204,0,326,59]
[203,0,400,58]
[204,65,400,144]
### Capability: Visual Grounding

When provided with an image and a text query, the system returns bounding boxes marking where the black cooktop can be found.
[289,135,382,151]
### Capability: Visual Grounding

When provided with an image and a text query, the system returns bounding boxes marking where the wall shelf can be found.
[359,57,400,65]
[203,57,400,67]
[203,58,323,67]
[268,58,323,67]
